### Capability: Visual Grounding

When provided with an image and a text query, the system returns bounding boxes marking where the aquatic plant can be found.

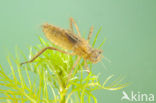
[0,28,127,103]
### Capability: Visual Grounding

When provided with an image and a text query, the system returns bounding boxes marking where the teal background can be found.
[0,0,156,102]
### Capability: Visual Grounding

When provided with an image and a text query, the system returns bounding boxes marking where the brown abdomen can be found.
[42,24,80,50]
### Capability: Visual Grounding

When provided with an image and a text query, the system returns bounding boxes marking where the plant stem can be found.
[60,90,66,103]
[57,72,67,103]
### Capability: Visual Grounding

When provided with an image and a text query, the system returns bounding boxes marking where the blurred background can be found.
[0,0,156,102]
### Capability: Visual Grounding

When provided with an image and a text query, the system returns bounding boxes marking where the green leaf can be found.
[92,27,102,47]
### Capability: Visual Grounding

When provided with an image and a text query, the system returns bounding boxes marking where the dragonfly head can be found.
[88,48,103,63]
